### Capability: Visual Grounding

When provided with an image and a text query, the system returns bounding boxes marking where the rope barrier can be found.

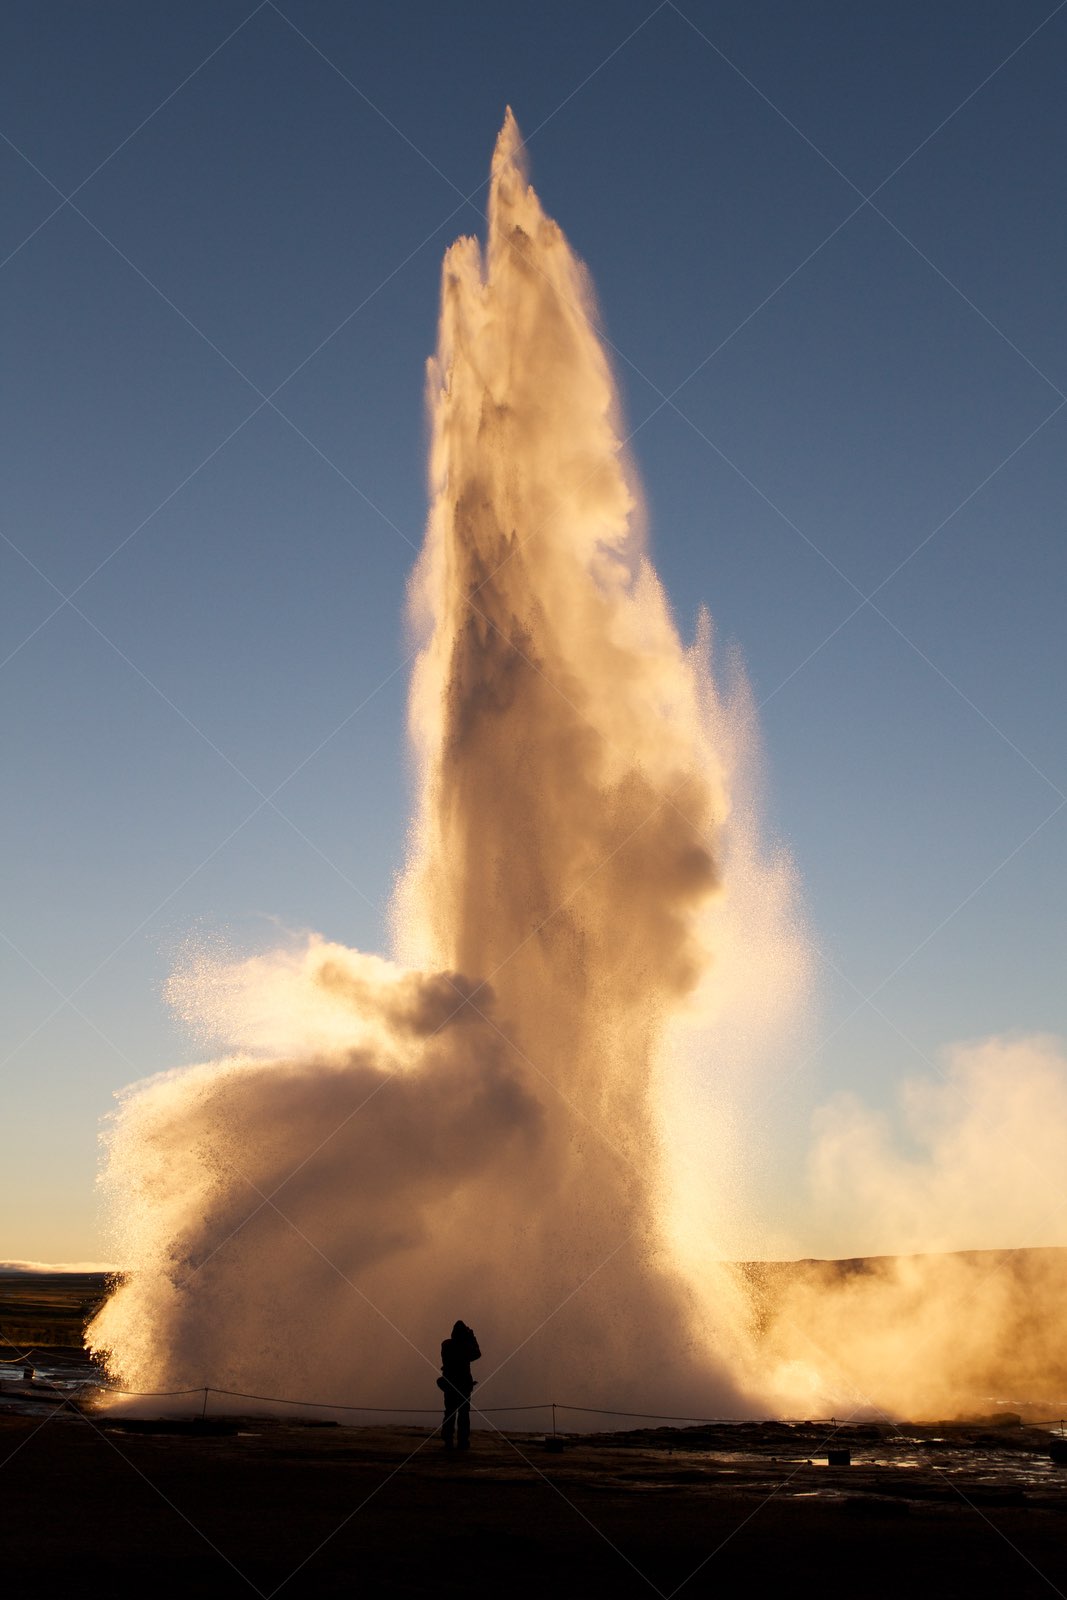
[90,1386,209,1399]
[6,1374,1064,1433]
[94,1386,757,1421]
[6,1375,747,1422]
[104,1385,556,1414]
[553,1404,751,1423]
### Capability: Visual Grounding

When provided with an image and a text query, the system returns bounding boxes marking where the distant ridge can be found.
[0,1260,119,1274]
[739,1243,1067,1274]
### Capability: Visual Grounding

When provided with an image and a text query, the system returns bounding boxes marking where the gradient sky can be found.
[3,1,1065,1263]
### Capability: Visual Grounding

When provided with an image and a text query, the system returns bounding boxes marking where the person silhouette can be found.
[438,1319,481,1450]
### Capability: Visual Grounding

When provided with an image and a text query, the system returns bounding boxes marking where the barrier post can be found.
[551,1402,556,1438]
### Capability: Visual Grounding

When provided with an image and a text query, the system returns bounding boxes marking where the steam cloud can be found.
[808,1034,1067,1258]
[90,114,808,1416]
[88,115,1062,1423]
[751,1035,1067,1417]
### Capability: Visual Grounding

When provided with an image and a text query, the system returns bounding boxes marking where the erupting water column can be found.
[90,114,808,1419]
[396,109,748,1407]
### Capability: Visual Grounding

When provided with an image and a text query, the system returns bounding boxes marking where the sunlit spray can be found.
[89,114,812,1416]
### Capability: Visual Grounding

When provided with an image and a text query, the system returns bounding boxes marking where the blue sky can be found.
[3,1,1065,1262]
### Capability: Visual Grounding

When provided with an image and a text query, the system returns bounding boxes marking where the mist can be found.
[89,114,809,1418]
[88,116,1063,1425]
[751,1035,1067,1416]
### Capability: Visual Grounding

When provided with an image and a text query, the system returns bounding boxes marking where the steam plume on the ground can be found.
[752,1036,1067,1416]
[807,1034,1067,1257]
[89,114,809,1414]
[91,946,543,1399]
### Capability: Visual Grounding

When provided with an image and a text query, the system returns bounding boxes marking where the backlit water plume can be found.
[89,114,812,1415]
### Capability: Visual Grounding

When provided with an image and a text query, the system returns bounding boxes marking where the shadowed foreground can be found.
[3,1409,1065,1598]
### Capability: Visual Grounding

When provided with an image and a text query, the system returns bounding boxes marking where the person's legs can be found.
[441,1390,456,1448]
[457,1395,471,1449]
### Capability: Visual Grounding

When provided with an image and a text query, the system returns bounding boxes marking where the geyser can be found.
[90,113,810,1416]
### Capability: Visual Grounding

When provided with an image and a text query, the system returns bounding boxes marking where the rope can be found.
[104,1385,554,1413]
[0,1351,106,1368]
[89,1386,209,1399]
[99,1386,737,1419]
[554,1404,746,1423]
[80,1384,835,1425]
[10,1374,1062,1432]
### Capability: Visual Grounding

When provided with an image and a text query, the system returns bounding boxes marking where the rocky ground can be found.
[2,1403,1065,1598]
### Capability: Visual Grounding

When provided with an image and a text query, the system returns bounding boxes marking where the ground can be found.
[2,1406,1065,1599]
